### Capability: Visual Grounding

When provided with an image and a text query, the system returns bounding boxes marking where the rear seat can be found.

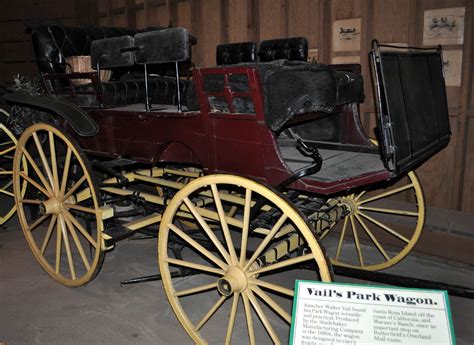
[28,22,196,107]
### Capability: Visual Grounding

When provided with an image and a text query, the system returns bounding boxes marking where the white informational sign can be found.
[290,281,455,345]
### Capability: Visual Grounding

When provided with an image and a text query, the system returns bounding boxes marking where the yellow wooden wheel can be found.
[321,171,425,271]
[13,123,104,286]
[0,108,20,225]
[159,174,331,344]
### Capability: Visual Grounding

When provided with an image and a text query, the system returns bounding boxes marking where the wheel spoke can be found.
[19,171,49,197]
[249,278,294,297]
[166,257,225,275]
[240,189,252,266]
[63,210,97,248]
[65,204,97,215]
[63,175,87,201]
[0,170,13,175]
[0,188,14,197]
[169,223,227,270]
[48,132,60,192]
[354,191,366,202]
[174,282,218,297]
[335,216,349,261]
[360,183,414,205]
[183,197,231,264]
[60,147,72,197]
[358,211,410,243]
[242,293,256,345]
[244,214,288,271]
[55,218,62,274]
[250,253,313,276]
[0,145,15,156]
[246,289,280,344]
[32,132,55,191]
[40,215,57,255]
[21,147,53,194]
[358,206,418,217]
[63,212,91,270]
[19,199,42,205]
[225,293,240,344]
[350,215,364,266]
[58,214,76,280]
[354,214,390,261]
[195,295,227,331]
[211,184,238,265]
[251,285,291,324]
[28,214,49,232]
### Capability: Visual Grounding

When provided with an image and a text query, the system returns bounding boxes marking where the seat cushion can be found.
[73,76,191,108]
[216,42,257,65]
[258,37,308,62]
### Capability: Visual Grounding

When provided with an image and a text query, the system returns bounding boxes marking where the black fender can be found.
[3,92,98,137]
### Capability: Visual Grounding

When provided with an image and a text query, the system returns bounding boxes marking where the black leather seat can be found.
[28,22,196,107]
[216,42,257,65]
[258,37,308,62]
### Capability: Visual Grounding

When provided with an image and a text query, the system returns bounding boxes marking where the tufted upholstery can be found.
[74,77,190,107]
[258,37,308,62]
[216,42,257,65]
[28,22,197,107]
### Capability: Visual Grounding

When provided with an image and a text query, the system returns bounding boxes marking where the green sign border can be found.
[289,280,456,345]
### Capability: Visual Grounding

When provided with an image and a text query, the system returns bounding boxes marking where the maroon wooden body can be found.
[75,65,391,196]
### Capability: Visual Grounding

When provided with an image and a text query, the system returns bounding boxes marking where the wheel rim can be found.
[13,123,103,286]
[322,171,425,271]
[159,174,331,344]
[0,108,25,225]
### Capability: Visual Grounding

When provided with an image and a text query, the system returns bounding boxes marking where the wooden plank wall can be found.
[0,0,473,213]
[0,0,79,83]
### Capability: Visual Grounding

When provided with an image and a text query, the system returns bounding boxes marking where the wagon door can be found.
[371,42,451,174]
[193,67,266,179]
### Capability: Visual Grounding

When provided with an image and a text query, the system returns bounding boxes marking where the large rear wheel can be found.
[13,123,104,286]
[321,171,424,270]
[159,174,331,344]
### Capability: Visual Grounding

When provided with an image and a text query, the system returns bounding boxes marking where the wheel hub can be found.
[340,195,358,216]
[217,266,248,296]
[40,197,62,215]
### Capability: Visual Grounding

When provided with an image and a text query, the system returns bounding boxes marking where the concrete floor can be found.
[1,217,473,345]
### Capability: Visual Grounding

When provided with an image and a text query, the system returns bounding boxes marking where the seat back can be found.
[90,36,136,69]
[216,42,257,65]
[371,40,451,174]
[135,27,190,64]
[258,37,308,62]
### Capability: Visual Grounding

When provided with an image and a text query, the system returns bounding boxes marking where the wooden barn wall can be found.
[0,0,473,213]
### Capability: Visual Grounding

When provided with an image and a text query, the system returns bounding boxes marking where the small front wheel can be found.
[159,174,331,344]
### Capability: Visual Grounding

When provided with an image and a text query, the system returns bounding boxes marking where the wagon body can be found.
[74,65,391,196]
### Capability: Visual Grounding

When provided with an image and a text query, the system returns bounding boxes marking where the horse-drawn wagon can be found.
[0,24,450,344]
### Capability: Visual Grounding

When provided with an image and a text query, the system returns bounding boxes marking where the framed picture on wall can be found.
[333,18,361,52]
[423,7,465,46]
